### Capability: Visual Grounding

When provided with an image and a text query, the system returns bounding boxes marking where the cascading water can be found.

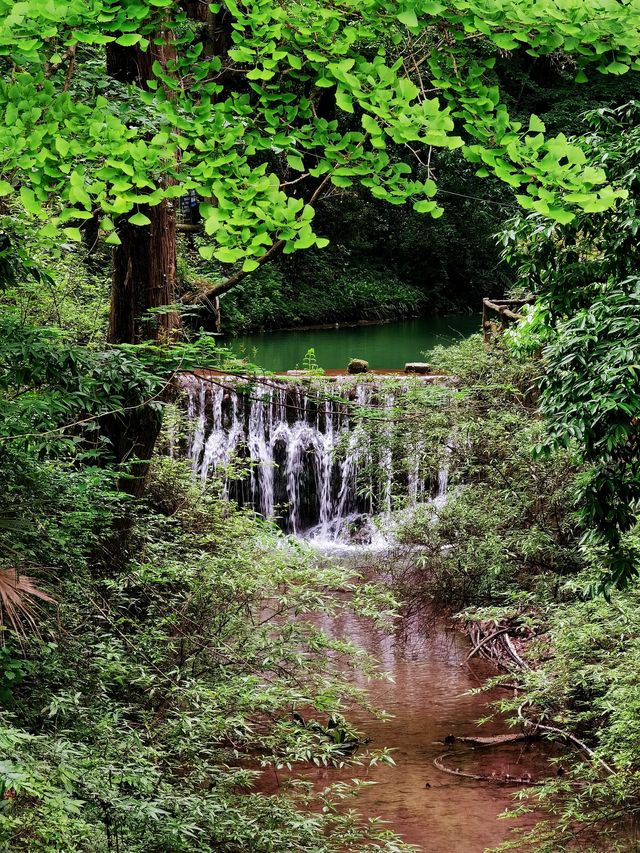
[179,373,449,544]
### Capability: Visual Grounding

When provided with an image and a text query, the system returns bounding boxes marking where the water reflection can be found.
[265,598,553,851]
[231,315,480,373]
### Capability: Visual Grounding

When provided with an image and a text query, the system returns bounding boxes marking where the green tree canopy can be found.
[1,0,639,274]
[504,102,640,591]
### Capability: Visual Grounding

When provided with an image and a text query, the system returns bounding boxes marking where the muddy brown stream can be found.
[321,607,549,851]
[263,587,553,851]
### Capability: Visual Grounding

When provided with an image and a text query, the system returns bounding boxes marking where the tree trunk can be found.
[180,1,233,57]
[108,200,179,345]
[105,37,179,497]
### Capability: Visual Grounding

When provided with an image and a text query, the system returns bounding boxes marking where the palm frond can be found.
[0,568,55,637]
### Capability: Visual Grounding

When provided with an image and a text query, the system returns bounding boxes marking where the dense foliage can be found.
[372,336,639,851]
[503,102,640,590]
[1,0,638,288]
[0,308,416,851]
[2,1,640,851]
[382,336,582,605]
[0,459,412,852]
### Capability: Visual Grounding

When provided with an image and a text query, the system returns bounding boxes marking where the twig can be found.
[517,702,615,776]
[503,632,531,670]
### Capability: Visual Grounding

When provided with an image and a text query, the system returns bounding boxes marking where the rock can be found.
[404,362,431,374]
[286,369,307,376]
[347,358,369,374]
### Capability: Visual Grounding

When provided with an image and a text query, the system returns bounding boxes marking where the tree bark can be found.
[108,200,179,345]
[105,37,179,497]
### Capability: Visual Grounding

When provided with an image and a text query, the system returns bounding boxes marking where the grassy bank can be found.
[217,249,426,334]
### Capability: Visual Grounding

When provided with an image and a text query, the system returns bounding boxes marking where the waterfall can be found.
[433,436,455,509]
[179,374,447,543]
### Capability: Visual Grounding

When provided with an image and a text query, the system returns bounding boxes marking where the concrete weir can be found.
[176,372,449,544]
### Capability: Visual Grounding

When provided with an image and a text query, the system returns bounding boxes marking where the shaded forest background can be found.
[197,58,640,332]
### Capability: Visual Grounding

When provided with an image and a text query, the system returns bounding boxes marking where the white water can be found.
[180,374,449,544]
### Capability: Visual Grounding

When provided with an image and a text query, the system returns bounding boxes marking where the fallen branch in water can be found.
[433,747,542,786]
[457,733,534,746]
[464,627,511,662]
[464,621,615,777]
[503,632,531,670]
[517,702,615,776]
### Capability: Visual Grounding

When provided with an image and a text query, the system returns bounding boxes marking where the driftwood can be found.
[434,747,542,786]
[482,298,525,322]
[516,702,615,776]
[503,632,531,670]
[464,621,616,777]
[464,626,511,662]
[481,296,534,345]
[456,733,534,746]
[466,621,528,672]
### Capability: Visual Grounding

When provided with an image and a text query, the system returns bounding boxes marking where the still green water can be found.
[230,314,480,372]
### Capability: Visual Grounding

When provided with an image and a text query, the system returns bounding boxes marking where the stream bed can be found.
[262,574,554,852]
[179,356,557,850]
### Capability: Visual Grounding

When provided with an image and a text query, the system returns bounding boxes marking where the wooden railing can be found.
[482,297,533,343]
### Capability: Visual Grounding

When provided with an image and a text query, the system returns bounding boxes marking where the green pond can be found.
[229,314,480,372]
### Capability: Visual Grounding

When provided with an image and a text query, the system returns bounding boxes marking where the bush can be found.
[0,457,409,853]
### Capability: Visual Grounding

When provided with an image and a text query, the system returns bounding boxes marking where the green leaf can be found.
[105,232,121,245]
[492,32,518,50]
[605,60,629,75]
[286,154,305,172]
[304,49,326,63]
[20,187,43,216]
[55,137,70,157]
[214,246,242,263]
[423,179,437,198]
[331,175,353,187]
[362,114,381,135]
[116,33,142,47]
[528,114,546,134]
[129,212,152,226]
[198,245,215,260]
[242,258,259,272]
[0,181,13,196]
[548,206,576,224]
[63,227,82,242]
[397,8,418,27]
[335,89,354,113]
[413,199,435,213]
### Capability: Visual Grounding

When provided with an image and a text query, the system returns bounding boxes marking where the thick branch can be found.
[464,626,511,662]
[482,298,525,322]
[184,239,285,304]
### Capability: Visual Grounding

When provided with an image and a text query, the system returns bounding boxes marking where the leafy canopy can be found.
[1,0,639,271]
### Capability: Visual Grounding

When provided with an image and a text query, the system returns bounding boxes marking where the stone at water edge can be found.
[347,358,369,374]
[404,362,431,374]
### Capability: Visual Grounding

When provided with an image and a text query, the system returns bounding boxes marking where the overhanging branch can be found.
[183,238,285,304]
[184,173,332,306]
